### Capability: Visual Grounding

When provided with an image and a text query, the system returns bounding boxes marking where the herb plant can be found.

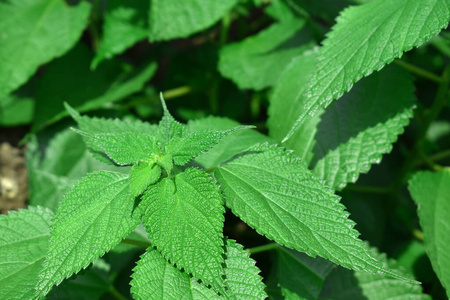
[1,0,450,299]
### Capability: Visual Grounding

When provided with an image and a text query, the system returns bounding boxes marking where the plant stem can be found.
[345,184,391,194]
[163,86,192,100]
[121,238,151,248]
[430,149,450,163]
[412,228,424,242]
[394,60,443,83]
[246,243,278,254]
[109,285,128,300]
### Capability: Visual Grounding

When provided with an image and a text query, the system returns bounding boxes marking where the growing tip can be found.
[159,92,168,111]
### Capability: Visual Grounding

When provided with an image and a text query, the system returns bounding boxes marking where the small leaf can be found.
[139,168,225,292]
[36,171,140,298]
[157,95,185,144]
[409,170,450,298]
[214,143,413,282]
[156,153,173,175]
[129,161,161,198]
[0,206,53,300]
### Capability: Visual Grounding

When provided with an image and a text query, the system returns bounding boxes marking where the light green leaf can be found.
[0,94,34,126]
[312,65,415,190]
[139,168,225,292]
[36,171,140,298]
[320,246,430,299]
[214,143,413,282]
[157,97,185,145]
[268,50,321,165]
[129,161,161,198]
[276,247,334,300]
[0,206,53,300]
[0,0,90,96]
[284,0,450,141]
[169,126,255,166]
[73,129,160,165]
[92,0,149,68]
[131,248,221,300]
[409,170,450,298]
[218,12,312,90]
[148,0,237,42]
[187,116,275,169]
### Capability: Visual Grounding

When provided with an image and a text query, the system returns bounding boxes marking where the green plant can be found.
[1,0,450,299]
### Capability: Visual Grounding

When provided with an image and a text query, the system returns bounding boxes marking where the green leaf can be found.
[320,246,430,299]
[0,0,90,96]
[0,94,34,126]
[169,126,255,166]
[187,116,275,169]
[409,170,450,298]
[268,50,321,165]
[218,11,312,90]
[0,206,53,300]
[73,129,160,165]
[148,0,237,42]
[129,161,161,198]
[131,248,221,300]
[33,43,157,131]
[284,0,450,141]
[36,171,140,298]
[138,168,225,292]
[214,143,413,282]
[157,97,185,144]
[312,65,415,190]
[275,247,333,300]
[92,0,149,68]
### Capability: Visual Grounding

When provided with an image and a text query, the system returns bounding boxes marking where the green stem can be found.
[121,238,151,248]
[124,85,192,108]
[430,36,450,57]
[345,184,391,194]
[429,149,450,163]
[394,60,443,83]
[412,228,424,242]
[246,243,278,254]
[109,286,128,300]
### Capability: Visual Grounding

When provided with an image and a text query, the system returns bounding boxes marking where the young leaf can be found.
[148,0,237,42]
[138,168,225,292]
[169,126,255,166]
[284,0,450,141]
[409,170,450,298]
[157,96,185,144]
[0,206,53,300]
[129,161,161,198]
[0,0,90,96]
[73,129,160,165]
[214,143,413,282]
[131,248,221,300]
[312,64,415,190]
[36,171,140,298]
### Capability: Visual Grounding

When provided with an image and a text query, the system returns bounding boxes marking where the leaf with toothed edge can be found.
[138,168,226,293]
[129,161,162,199]
[284,0,450,141]
[157,94,185,145]
[35,171,140,299]
[214,143,416,284]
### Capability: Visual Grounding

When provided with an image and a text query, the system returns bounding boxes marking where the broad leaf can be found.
[131,248,221,300]
[157,98,185,144]
[268,50,321,165]
[0,206,53,300]
[0,0,90,96]
[138,168,225,292]
[409,170,450,298]
[92,0,149,68]
[129,161,161,198]
[312,65,415,190]
[214,143,412,282]
[36,171,140,298]
[148,0,237,42]
[284,0,450,141]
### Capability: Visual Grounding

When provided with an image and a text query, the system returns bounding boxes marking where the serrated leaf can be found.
[131,248,221,300]
[319,246,430,299]
[73,129,160,165]
[156,153,174,175]
[0,0,90,96]
[129,162,161,198]
[187,116,275,169]
[0,206,53,300]
[138,168,225,292]
[157,97,185,144]
[92,0,149,68]
[169,126,255,166]
[148,0,237,42]
[36,171,140,298]
[214,143,413,282]
[224,239,267,299]
[284,0,450,141]
[218,9,312,90]
[268,50,321,165]
[409,170,450,298]
[312,64,415,190]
